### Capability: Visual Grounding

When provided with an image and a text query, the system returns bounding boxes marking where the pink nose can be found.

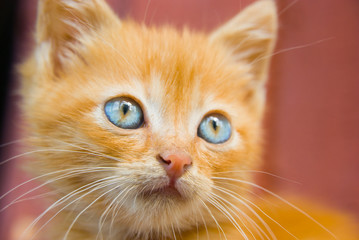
[159,151,192,182]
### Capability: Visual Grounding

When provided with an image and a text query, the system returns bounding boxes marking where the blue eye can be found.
[104,97,144,129]
[197,113,231,144]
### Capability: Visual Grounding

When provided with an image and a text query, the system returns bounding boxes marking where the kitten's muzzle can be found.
[158,151,192,185]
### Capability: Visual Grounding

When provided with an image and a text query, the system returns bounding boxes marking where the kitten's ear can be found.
[36,0,118,75]
[210,0,278,116]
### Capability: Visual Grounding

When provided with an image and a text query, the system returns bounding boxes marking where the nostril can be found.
[157,155,171,165]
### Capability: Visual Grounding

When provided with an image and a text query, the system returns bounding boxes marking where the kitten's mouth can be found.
[140,185,183,199]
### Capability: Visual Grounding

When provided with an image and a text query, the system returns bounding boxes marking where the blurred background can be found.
[1,0,358,239]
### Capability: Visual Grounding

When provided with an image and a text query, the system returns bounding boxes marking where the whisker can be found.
[108,186,135,239]
[199,199,227,240]
[171,222,177,240]
[26,177,120,240]
[0,148,122,166]
[1,167,117,211]
[40,137,125,163]
[215,182,306,239]
[8,190,58,206]
[212,177,337,239]
[198,207,209,240]
[251,37,335,64]
[195,214,199,240]
[210,189,268,240]
[0,138,28,148]
[278,0,299,16]
[207,195,249,240]
[62,182,125,240]
[0,167,116,201]
[143,0,152,23]
[97,186,131,240]
[213,170,301,185]
[213,185,278,240]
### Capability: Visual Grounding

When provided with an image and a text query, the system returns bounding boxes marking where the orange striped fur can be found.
[18,0,358,239]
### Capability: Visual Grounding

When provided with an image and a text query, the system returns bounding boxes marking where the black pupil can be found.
[122,103,130,115]
[212,118,218,131]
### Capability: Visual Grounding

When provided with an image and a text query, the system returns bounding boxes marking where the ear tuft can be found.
[36,0,118,75]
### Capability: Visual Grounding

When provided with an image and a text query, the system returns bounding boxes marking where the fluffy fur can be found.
[18,0,358,239]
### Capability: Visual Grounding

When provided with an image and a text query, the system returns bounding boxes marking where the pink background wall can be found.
[266,0,359,217]
[1,0,359,239]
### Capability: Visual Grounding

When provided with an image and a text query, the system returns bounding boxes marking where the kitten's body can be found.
[18,0,358,239]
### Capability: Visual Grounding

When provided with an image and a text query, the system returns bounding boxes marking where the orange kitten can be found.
[17,0,358,239]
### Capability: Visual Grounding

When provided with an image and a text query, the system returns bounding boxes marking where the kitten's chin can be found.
[124,183,207,238]
[118,175,212,230]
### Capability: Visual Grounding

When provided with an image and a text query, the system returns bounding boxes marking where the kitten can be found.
[17,0,358,239]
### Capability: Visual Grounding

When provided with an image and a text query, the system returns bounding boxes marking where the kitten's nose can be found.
[158,151,192,183]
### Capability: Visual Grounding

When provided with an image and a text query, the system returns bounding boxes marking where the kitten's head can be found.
[20,0,277,237]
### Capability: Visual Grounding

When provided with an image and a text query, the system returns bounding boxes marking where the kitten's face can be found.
[21,0,277,237]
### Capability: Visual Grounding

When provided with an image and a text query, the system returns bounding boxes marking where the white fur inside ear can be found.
[62,0,96,11]
[36,0,119,74]
[210,0,277,69]
[35,41,52,73]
